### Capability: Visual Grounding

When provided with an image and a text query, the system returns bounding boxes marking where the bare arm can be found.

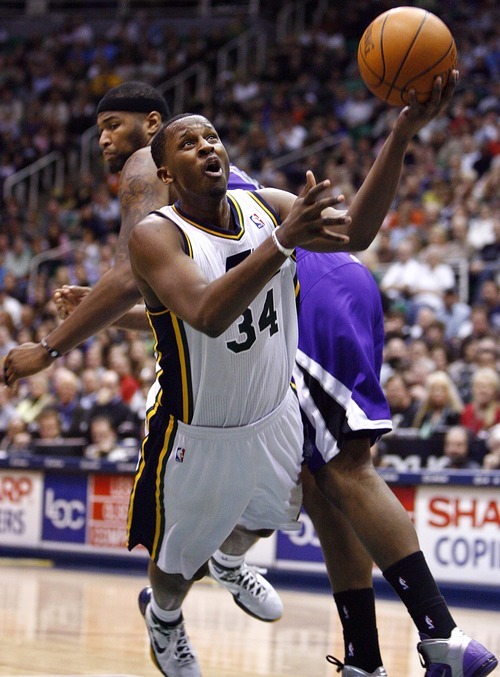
[263,73,458,254]
[54,285,149,331]
[344,73,458,251]
[4,148,168,384]
[130,178,350,337]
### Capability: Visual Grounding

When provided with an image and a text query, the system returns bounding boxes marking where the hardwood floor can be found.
[0,561,498,676]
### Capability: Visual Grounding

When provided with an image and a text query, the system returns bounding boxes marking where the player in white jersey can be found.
[126,112,357,675]
[127,188,305,577]
[124,89,463,675]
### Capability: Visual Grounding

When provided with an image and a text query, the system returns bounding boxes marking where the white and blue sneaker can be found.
[208,557,283,622]
[138,587,201,677]
[326,655,388,675]
[417,627,498,676]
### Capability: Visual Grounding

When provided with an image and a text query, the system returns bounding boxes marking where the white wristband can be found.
[271,227,294,257]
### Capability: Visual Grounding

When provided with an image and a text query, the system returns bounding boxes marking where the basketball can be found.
[357,6,457,107]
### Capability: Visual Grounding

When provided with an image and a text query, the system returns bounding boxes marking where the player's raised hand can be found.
[278,170,351,250]
[394,69,458,140]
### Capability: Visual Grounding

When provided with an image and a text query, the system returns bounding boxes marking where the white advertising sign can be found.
[415,485,500,585]
[0,470,43,546]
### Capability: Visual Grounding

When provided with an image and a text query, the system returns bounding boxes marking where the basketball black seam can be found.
[403,42,455,89]
[386,11,429,103]
[380,14,389,83]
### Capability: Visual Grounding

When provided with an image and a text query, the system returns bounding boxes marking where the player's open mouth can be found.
[204,157,223,177]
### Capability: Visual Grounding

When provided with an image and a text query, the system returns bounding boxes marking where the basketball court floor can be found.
[0,560,498,676]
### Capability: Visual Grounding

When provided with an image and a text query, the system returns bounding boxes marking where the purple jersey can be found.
[228,164,262,190]
[293,249,392,472]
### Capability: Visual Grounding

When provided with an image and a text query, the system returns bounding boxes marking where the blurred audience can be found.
[482,424,500,470]
[0,3,498,471]
[412,371,464,438]
[383,373,419,431]
[460,367,500,435]
[440,425,481,470]
[84,415,136,462]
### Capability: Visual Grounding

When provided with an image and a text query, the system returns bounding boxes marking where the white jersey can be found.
[145,189,298,428]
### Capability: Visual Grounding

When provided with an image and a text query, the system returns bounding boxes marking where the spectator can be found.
[460,367,500,436]
[384,373,420,430]
[0,386,18,436]
[476,278,500,331]
[440,425,481,470]
[86,369,140,440]
[380,336,409,386]
[435,287,471,342]
[107,345,140,404]
[0,325,18,359]
[412,371,464,438]
[0,286,23,329]
[475,336,499,371]
[482,424,500,470]
[457,303,494,342]
[51,366,87,437]
[3,235,32,281]
[409,245,455,319]
[15,373,55,427]
[379,238,425,312]
[32,406,64,443]
[84,415,135,462]
[429,343,452,373]
[79,367,102,410]
[0,416,32,455]
[404,355,436,404]
[448,335,479,404]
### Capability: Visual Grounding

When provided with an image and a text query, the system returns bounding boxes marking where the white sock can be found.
[151,594,182,625]
[212,549,245,569]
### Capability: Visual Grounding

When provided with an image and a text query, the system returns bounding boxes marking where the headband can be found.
[96,95,169,116]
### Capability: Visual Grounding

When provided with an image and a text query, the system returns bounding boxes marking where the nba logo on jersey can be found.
[250,213,265,228]
[175,447,186,463]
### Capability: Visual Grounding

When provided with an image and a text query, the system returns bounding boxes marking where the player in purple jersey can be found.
[293,248,496,676]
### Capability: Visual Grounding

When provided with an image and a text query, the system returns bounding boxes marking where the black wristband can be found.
[40,337,61,359]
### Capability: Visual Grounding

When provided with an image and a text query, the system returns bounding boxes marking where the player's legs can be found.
[313,437,418,571]
[302,462,385,675]
[314,438,498,677]
[139,559,202,676]
[209,524,283,621]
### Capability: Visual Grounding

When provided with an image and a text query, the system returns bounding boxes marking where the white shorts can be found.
[127,388,303,579]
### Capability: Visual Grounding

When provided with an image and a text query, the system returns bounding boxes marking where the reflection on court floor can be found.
[0,562,498,677]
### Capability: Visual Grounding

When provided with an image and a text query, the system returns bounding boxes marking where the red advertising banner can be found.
[88,474,134,549]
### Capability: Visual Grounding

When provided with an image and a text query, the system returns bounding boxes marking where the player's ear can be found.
[157,166,174,184]
[145,111,163,136]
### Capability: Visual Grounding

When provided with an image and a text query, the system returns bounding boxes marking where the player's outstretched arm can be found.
[345,70,458,251]
[3,149,166,386]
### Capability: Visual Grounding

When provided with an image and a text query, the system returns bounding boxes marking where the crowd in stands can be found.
[0,2,498,468]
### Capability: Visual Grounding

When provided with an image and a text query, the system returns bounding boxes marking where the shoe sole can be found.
[232,594,282,623]
[424,656,498,677]
[474,656,498,677]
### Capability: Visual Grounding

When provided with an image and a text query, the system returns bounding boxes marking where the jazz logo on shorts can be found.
[175,447,186,463]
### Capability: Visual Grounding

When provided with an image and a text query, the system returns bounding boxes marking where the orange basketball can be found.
[357,6,457,107]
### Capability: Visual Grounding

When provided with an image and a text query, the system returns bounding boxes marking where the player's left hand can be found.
[54,285,92,319]
[393,69,458,139]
